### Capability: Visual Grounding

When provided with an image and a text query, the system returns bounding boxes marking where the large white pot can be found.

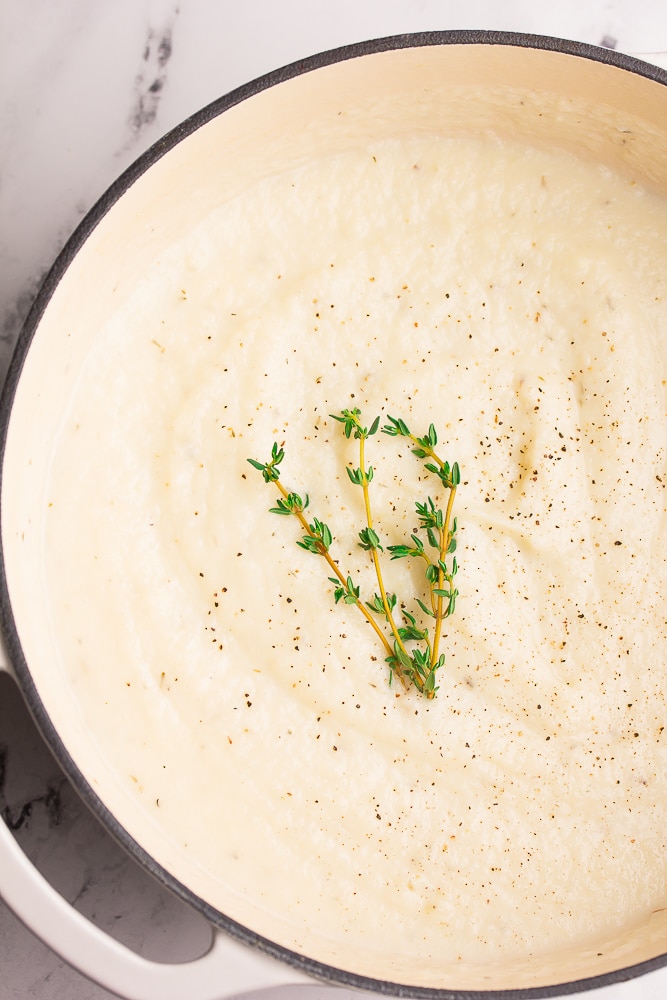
[1,31,666,1000]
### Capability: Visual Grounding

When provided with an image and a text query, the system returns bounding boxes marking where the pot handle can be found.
[0,642,317,998]
[0,813,317,1000]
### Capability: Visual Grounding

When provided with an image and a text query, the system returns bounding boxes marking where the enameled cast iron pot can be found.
[1,30,666,1000]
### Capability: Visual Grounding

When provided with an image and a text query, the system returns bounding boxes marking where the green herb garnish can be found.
[248,410,459,698]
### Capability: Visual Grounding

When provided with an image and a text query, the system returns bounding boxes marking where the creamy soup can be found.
[43,135,667,982]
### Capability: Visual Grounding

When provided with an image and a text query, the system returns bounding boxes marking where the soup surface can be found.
[44,134,667,977]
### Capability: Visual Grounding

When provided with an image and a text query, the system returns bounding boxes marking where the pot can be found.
[1,30,666,1000]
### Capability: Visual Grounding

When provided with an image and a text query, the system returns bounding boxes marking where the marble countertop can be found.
[1,3,667,998]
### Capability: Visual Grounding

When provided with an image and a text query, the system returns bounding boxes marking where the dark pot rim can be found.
[1,28,666,999]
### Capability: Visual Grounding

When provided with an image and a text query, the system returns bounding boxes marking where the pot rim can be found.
[1,28,666,998]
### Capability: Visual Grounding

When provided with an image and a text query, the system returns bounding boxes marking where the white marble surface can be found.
[1,2,667,998]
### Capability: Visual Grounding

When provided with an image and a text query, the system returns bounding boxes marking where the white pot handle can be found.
[0,798,316,1000]
[0,659,315,999]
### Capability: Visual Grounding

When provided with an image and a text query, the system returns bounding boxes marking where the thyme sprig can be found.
[382,416,460,679]
[248,410,459,698]
[248,442,395,663]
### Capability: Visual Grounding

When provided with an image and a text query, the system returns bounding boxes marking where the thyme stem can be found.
[358,433,411,688]
[431,481,457,669]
